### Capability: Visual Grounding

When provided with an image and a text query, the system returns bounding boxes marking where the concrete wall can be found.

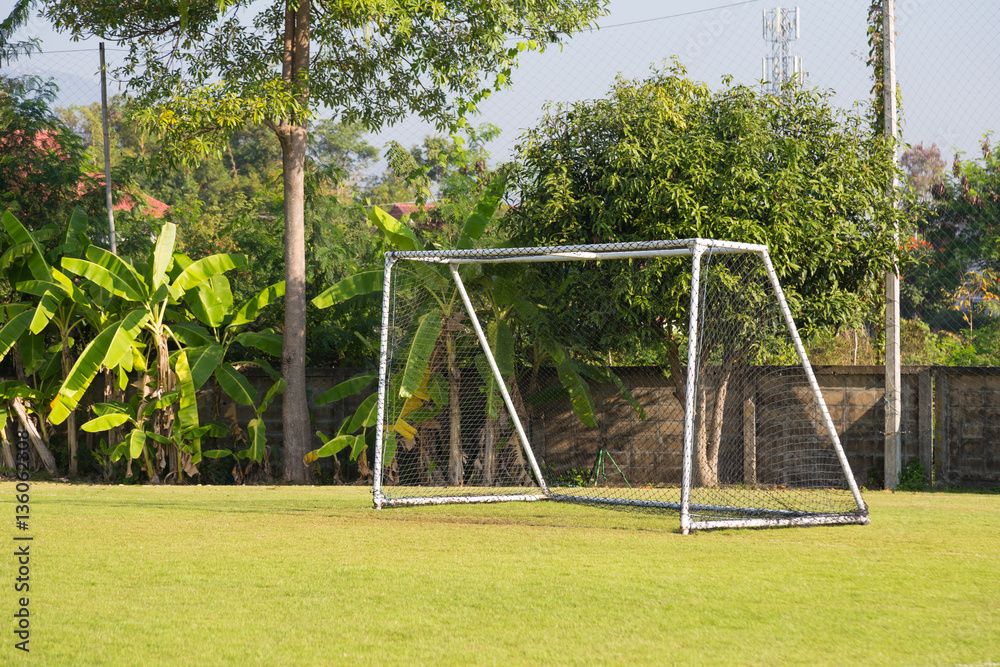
[932,368,1000,488]
[222,365,997,488]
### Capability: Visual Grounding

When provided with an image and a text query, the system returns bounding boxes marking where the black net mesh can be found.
[376,241,866,526]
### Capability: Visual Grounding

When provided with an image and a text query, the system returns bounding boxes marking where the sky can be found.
[6,1,998,168]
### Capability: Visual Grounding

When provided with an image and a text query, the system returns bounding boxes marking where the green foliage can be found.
[0,75,90,228]
[901,134,1000,334]
[0,211,288,482]
[551,466,594,487]
[510,63,906,341]
[42,0,607,162]
[897,458,928,492]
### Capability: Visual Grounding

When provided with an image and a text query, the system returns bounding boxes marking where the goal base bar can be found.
[688,512,870,531]
[378,493,547,508]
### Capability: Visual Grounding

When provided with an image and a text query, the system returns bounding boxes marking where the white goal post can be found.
[371,239,869,533]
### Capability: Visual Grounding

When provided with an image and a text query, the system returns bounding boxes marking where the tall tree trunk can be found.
[695,385,709,486]
[61,335,78,476]
[278,0,312,483]
[11,398,58,476]
[705,354,736,487]
[446,332,464,486]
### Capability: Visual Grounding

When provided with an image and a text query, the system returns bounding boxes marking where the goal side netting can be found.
[371,239,869,532]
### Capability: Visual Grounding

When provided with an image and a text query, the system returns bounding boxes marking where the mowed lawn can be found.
[2,483,998,665]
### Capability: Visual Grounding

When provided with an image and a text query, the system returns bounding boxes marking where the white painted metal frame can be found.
[372,238,869,532]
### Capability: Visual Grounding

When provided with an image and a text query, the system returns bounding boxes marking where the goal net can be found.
[372,239,869,532]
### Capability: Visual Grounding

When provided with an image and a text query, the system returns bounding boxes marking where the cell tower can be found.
[762,7,802,94]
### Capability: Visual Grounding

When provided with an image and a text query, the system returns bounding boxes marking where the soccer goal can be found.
[371,239,869,533]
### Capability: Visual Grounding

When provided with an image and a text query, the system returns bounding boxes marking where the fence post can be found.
[882,0,901,489]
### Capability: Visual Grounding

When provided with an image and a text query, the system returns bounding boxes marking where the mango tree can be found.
[509,65,907,485]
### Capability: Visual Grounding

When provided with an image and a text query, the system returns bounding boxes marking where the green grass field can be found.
[2,483,998,665]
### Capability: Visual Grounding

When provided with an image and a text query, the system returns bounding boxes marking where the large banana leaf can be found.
[0,310,33,363]
[92,401,131,417]
[0,380,44,402]
[347,393,379,432]
[170,322,216,347]
[256,378,286,415]
[185,344,225,390]
[29,289,66,335]
[314,371,376,407]
[84,245,147,300]
[149,222,176,288]
[49,309,148,424]
[311,270,383,309]
[15,279,69,300]
[215,363,257,406]
[246,418,266,462]
[50,269,101,323]
[367,206,423,251]
[230,281,285,327]
[235,331,282,357]
[543,339,597,429]
[18,330,44,375]
[186,274,233,328]
[475,320,515,419]
[399,310,442,398]
[127,430,147,460]
[61,257,144,301]
[457,171,508,250]
[174,349,201,462]
[304,432,359,464]
[2,210,52,281]
[171,253,247,297]
[81,413,132,433]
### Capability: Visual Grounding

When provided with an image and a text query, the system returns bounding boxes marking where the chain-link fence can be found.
[5,2,998,486]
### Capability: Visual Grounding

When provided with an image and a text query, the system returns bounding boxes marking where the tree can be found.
[0,75,90,228]
[901,143,946,202]
[901,134,1000,332]
[30,0,607,482]
[507,64,907,484]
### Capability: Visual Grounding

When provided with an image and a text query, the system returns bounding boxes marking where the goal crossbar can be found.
[372,238,869,532]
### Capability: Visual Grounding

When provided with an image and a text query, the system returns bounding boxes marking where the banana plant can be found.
[307,174,507,485]
[199,376,286,483]
[49,221,247,483]
[306,174,644,487]
[168,271,286,472]
[0,208,99,475]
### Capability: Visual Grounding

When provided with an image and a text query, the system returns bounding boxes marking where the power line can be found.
[34,47,129,54]
[593,0,761,31]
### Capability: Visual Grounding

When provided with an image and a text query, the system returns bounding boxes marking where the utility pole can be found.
[99,42,117,254]
[883,0,901,489]
[762,7,802,94]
